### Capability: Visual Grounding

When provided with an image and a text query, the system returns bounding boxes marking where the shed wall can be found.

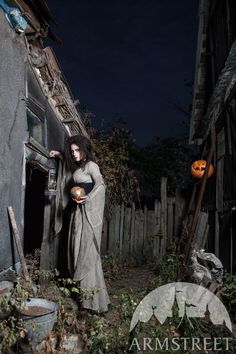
[0,10,28,269]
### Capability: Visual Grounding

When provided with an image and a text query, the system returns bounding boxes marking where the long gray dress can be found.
[67,161,110,312]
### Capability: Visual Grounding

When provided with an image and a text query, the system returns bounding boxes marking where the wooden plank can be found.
[108,206,116,253]
[230,222,233,275]
[226,113,232,155]
[143,205,148,259]
[215,157,224,257]
[101,217,108,256]
[130,202,135,255]
[133,209,144,265]
[123,207,131,259]
[119,203,124,257]
[134,210,139,261]
[160,177,168,258]
[167,197,175,244]
[214,211,219,257]
[153,200,158,258]
[192,211,208,250]
[115,205,121,253]
[7,206,30,281]
[216,158,224,213]
[167,198,173,243]
[174,188,187,237]
[27,136,50,158]
[137,210,144,264]
[146,210,155,260]
[157,201,161,256]
[216,128,225,160]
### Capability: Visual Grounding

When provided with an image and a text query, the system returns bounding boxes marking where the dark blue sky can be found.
[46,0,199,145]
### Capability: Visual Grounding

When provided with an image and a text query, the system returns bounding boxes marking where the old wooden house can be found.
[190,0,236,274]
[0,0,88,277]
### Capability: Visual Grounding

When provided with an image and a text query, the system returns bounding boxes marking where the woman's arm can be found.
[49,150,63,160]
[86,161,105,202]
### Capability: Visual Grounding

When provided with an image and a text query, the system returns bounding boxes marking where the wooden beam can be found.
[7,207,30,281]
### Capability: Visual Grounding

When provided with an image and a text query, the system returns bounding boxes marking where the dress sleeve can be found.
[86,161,105,202]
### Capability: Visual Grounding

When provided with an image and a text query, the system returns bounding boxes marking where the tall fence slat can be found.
[167,197,175,245]
[123,207,131,258]
[130,202,135,255]
[153,200,161,258]
[101,217,108,255]
[160,177,168,258]
[136,210,144,265]
[146,210,155,261]
[115,205,121,252]
[134,210,140,262]
[108,205,120,253]
[174,188,187,237]
[119,203,124,256]
[143,205,148,259]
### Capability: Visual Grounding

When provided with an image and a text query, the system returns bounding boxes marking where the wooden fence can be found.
[101,178,185,264]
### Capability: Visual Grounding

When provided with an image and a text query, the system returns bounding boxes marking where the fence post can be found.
[123,206,131,259]
[174,188,187,238]
[153,200,160,258]
[167,197,175,245]
[130,202,135,257]
[143,205,148,258]
[108,205,120,253]
[101,217,108,256]
[160,177,168,258]
[119,203,124,257]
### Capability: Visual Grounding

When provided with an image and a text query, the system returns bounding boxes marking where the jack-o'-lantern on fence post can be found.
[191,160,214,179]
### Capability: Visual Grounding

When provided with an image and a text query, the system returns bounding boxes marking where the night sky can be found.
[46,0,199,145]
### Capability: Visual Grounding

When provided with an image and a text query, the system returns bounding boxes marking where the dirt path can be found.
[109,264,157,293]
[104,264,158,325]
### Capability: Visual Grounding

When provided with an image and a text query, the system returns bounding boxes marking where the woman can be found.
[50,135,110,312]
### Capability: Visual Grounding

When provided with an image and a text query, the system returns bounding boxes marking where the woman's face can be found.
[71,144,82,162]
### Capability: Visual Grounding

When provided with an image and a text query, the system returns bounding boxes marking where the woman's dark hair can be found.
[65,135,95,171]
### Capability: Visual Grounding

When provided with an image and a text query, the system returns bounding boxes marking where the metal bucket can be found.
[21,298,58,344]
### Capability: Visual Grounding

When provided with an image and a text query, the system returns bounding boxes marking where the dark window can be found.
[27,109,45,146]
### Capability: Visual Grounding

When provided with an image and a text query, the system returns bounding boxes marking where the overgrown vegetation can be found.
[90,123,138,205]
[86,249,236,353]
[1,249,235,353]
[221,273,236,318]
[153,243,182,285]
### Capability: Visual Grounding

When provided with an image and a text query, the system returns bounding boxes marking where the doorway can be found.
[24,163,46,254]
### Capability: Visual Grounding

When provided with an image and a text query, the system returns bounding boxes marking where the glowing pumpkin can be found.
[191,160,214,179]
[70,186,86,201]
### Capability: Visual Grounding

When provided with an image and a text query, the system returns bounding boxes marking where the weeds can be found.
[87,249,236,353]
[221,273,236,315]
[153,243,182,285]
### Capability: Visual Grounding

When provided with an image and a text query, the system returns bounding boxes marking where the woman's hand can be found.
[73,196,87,204]
[49,150,62,159]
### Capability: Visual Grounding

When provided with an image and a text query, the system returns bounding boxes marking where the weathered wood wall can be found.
[101,177,184,264]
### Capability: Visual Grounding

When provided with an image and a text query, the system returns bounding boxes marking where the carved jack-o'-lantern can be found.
[191,160,214,179]
[70,186,86,201]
